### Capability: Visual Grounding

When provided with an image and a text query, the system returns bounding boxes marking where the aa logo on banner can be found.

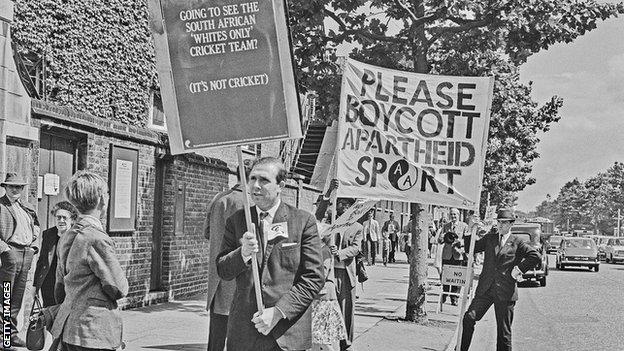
[335,59,494,210]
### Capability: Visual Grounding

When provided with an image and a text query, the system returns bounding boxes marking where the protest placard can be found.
[335,59,494,210]
[148,0,301,154]
[441,265,468,287]
[318,199,378,238]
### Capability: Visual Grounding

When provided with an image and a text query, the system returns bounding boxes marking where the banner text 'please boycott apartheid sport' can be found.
[336,59,494,209]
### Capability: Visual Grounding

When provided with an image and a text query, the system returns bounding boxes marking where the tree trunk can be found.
[405,0,431,324]
[405,203,430,322]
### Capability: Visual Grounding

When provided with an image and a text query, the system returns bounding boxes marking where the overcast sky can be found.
[517,10,624,212]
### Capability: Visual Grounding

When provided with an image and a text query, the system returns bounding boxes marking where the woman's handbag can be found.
[26,293,45,351]
[356,257,368,283]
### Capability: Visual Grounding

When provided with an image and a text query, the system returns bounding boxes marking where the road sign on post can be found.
[148,0,302,155]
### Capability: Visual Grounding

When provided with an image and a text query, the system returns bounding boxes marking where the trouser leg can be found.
[370,241,376,264]
[0,248,33,336]
[207,308,228,351]
[494,299,515,351]
[335,268,354,350]
[461,293,494,351]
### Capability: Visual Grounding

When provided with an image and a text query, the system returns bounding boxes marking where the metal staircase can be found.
[290,122,327,184]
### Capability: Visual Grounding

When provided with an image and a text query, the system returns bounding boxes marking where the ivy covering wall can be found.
[13,0,158,127]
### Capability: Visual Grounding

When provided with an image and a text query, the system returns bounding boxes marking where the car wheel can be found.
[539,276,546,287]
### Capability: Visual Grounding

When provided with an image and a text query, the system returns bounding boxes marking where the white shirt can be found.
[500,231,512,247]
[256,199,281,250]
[241,199,281,262]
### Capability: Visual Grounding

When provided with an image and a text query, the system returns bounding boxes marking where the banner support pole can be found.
[237,146,264,312]
[455,204,480,351]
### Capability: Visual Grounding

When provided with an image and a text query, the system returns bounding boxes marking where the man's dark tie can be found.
[259,212,268,251]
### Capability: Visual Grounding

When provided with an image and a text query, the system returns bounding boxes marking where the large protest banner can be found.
[335,59,494,210]
[148,0,301,154]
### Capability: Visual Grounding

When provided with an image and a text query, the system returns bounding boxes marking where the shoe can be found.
[10,336,25,347]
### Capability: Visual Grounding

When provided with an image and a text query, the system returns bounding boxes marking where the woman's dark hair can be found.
[51,201,78,220]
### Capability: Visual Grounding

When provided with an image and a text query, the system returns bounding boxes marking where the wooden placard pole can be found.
[237,146,264,312]
[455,211,481,351]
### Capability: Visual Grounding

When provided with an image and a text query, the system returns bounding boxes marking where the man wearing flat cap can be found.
[0,173,40,348]
[460,209,540,351]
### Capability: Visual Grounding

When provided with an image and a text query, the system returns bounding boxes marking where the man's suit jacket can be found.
[204,186,243,315]
[0,195,40,252]
[52,216,129,349]
[216,202,324,351]
[438,220,468,244]
[33,227,60,290]
[335,222,363,288]
[473,230,541,301]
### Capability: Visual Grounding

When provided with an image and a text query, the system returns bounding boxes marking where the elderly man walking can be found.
[0,173,40,349]
[460,209,540,351]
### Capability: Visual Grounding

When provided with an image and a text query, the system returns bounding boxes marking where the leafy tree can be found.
[289,0,623,322]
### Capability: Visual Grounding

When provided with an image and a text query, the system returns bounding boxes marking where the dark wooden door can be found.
[38,130,85,229]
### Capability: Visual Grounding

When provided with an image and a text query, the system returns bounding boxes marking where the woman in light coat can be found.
[51,171,128,351]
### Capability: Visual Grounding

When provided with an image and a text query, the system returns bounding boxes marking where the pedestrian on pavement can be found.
[0,172,40,349]
[217,157,324,351]
[428,223,437,257]
[438,208,468,246]
[52,170,129,351]
[440,231,464,306]
[362,209,380,265]
[33,201,78,307]
[404,229,412,264]
[382,213,400,263]
[204,160,252,351]
[310,221,347,351]
[460,209,541,351]
[315,179,362,351]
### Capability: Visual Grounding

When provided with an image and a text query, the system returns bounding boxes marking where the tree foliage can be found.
[289,0,622,210]
[12,0,158,126]
[536,163,624,234]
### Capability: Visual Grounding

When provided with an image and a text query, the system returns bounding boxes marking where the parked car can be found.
[604,238,624,264]
[556,237,599,272]
[547,235,564,254]
[512,223,548,286]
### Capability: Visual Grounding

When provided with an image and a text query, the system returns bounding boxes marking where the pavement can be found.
[36,252,464,351]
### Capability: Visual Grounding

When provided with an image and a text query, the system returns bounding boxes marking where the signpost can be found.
[148,0,303,313]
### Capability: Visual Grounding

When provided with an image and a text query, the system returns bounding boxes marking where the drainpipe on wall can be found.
[0,0,13,181]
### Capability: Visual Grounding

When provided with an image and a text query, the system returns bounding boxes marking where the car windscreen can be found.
[549,237,563,244]
[614,239,624,246]
[567,239,595,248]
[514,233,532,243]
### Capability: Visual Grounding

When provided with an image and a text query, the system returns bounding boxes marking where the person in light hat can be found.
[460,209,541,351]
[0,172,40,349]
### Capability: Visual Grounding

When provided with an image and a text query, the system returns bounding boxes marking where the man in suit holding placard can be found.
[216,157,324,351]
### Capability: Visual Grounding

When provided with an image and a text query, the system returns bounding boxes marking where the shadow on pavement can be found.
[126,300,207,314]
[142,343,206,350]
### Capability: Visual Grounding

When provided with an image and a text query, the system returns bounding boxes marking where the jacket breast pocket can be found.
[278,244,300,271]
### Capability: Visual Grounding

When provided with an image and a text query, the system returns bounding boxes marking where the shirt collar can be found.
[500,231,511,245]
[257,199,281,222]
[80,214,104,231]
